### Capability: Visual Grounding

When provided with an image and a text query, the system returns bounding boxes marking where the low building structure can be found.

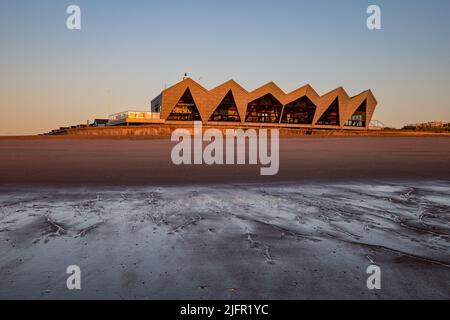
[151,78,378,130]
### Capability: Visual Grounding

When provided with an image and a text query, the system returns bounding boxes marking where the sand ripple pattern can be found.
[0,182,449,299]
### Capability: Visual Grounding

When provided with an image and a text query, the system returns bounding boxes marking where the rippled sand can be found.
[1,182,449,299]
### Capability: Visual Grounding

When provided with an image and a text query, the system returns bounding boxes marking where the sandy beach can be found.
[1,182,450,299]
[0,136,449,186]
[0,136,449,299]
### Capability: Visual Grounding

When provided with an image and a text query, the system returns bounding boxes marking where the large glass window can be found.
[245,94,283,123]
[316,98,340,125]
[281,96,316,124]
[209,90,241,122]
[167,89,202,121]
[345,100,366,127]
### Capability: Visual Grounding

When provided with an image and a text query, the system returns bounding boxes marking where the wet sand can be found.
[1,136,449,299]
[0,182,449,299]
[0,136,449,186]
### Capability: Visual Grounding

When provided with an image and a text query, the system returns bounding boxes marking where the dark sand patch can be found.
[0,136,449,186]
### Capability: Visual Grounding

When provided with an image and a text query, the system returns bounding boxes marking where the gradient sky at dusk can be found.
[1,0,450,134]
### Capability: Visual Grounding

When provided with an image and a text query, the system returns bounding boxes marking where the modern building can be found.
[150,78,378,129]
[44,77,379,135]
[108,110,162,126]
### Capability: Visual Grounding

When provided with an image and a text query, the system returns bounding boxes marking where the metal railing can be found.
[369,119,385,129]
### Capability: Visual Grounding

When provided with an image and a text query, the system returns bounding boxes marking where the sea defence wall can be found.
[60,124,412,137]
[66,125,175,137]
[65,124,285,137]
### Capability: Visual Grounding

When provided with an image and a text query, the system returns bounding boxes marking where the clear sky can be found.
[1,0,450,134]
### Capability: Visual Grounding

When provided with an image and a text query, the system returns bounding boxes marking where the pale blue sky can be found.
[1,0,450,134]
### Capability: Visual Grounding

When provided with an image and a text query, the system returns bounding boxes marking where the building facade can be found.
[151,78,378,129]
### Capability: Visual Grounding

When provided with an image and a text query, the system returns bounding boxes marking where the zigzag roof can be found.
[160,78,377,126]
